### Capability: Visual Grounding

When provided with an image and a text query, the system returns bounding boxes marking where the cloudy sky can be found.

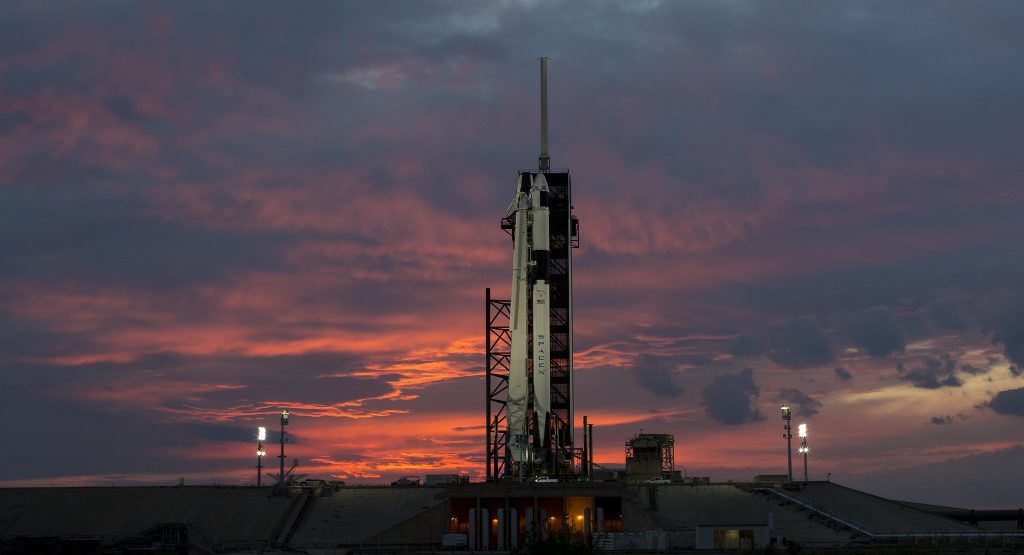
[2,1,1023,507]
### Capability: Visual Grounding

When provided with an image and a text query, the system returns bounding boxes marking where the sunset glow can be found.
[1,1,1023,509]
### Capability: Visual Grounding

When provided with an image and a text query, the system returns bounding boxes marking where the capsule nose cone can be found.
[533,172,549,191]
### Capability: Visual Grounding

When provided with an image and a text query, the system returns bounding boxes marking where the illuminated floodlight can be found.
[798,423,807,438]
[255,424,268,486]
[281,409,290,424]
[780,405,791,419]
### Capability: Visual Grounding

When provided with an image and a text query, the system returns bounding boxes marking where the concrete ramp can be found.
[288,486,448,548]
[759,482,977,535]
[624,484,855,548]
[0,486,294,548]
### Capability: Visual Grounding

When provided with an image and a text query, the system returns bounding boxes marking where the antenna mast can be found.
[539,57,550,171]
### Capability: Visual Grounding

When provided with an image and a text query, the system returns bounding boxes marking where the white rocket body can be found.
[505,172,553,460]
[507,175,531,464]
[531,174,551,447]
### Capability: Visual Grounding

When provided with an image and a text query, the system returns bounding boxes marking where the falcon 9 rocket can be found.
[501,58,579,476]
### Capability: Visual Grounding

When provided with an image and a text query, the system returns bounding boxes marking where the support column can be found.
[588,423,594,476]
[510,508,519,549]
[469,508,478,550]
[481,508,490,550]
[497,508,506,550]
[485,287,492,481]
[582,415,589,478]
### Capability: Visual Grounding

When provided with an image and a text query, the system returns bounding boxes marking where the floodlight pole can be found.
[798,423,809,483]
[256,441,264,487]
[802,437,808,482]
[279,409,289,486]
[582,416,588,477]
[256,426,267,487]
[781,406,792,482]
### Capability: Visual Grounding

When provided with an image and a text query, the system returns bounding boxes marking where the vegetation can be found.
[517,528,595,555]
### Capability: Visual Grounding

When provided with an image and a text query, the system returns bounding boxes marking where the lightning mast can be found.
[486,58,580,479]
[256,426,267,486]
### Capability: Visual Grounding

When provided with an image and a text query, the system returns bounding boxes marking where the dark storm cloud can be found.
[928,300,969,331]
[777,388,822,418]
[701,368,764,425]
[716,249,1021,335]
[844,305,905,357]
[0,383,248,479]
[984,293,1024,367]
[452,424,486,432]
[2,350,391,412]
[730,335,765,358]
[631,355,685,398]
[0,312,95,362]
[0,349,391,481]
[898,353,962,389]
[0,205,295,290]
[987,387,1024,417]
[766,318,834,369]
[929,413,971,425]
[958,363,990,376]
[834,367,853,382]
[839,445,1024,508]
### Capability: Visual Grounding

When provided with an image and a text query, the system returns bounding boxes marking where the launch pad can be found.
[3,481,1020,553]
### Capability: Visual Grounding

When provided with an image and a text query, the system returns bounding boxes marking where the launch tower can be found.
[486,58,580,480]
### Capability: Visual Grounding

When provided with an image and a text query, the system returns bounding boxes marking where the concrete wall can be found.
[0,486,294,547]
[288,486,447,547]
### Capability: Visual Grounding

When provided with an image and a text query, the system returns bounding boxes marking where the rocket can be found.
[506,172,553,464]
[505,57,566,469]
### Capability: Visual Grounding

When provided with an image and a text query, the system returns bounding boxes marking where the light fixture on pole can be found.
[256,426,267,486]
[279,409,289,486]
[798,423,809,483]
[781,405,792,482]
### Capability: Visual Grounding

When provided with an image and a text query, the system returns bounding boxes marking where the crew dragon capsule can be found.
[506,172,552,465]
